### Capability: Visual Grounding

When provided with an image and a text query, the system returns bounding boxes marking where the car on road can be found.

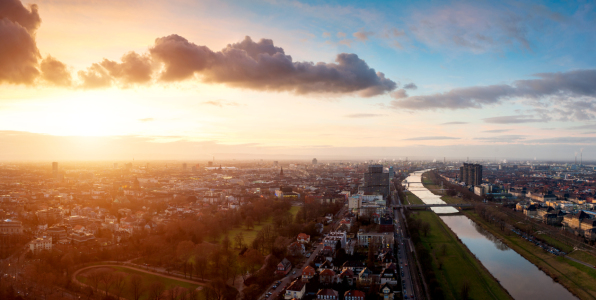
[292,270,296,275]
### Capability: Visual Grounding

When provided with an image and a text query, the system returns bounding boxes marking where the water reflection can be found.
[405,170,458,214]
[472,220,510,251]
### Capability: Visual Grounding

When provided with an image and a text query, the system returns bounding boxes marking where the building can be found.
[362,165,390,199]
[297,233,310,243]
[0,219,23,235]
[459,163,483,186]
[68,215,88,227]
[323,231,347,248]
[285,280,306,299]
[312,158,318,165]
[302,265,316,281]
[30,236,52,253]
[344,290,365,300]
[47,226,67,243]
[316,289,338,300]
[276,258,292,276]
[357,231,394,250]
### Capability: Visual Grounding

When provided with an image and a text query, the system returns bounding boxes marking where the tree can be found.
[421,222,431,237]
[87,269,102,294]
[234,232,245,250]
[112,272,127,300]
[205,278,228,300]
[461,280,470,300]
[98,269,115,297]
[129,274,145,300]
[148,281,166,300]
[245,217,254,230]
[241,284,261,300]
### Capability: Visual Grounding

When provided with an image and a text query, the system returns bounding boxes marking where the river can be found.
[405,170,576,300]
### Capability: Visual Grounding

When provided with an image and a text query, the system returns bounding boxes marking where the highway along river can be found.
[405,170,576,299]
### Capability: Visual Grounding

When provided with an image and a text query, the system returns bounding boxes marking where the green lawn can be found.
[77,266,203,300]
[413,211,512,300]
[537,233,574,253]
[289,206,301,218]
[568,251,596,267]
[405,192,424,204]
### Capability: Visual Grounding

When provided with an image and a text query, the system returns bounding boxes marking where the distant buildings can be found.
[30,236,52,253]
[460,163,483,186]
[312,158,318,165]
[0,219,23,235]
[362,165,390,199]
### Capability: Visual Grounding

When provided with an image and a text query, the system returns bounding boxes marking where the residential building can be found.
[316,289,338,300]
[0,219,23,235]
[459,163,482,186]
[276,258,292,276]
[285,280,306,300]
[344,290,365,300]
[30,236,52,253]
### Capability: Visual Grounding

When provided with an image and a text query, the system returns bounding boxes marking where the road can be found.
[391,191,418,300]
[262,205,348,300]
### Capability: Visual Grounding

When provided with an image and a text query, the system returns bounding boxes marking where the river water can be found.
[405,170,576,300]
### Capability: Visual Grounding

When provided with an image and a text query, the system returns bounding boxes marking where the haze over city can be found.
[2,0,596,160]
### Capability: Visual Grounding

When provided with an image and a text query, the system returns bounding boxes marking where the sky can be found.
[1,0,596,161]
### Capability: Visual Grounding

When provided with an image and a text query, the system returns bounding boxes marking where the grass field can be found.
[537,233,574,253]
[568,251,596,267]
[405,192,424,204]
[222,205,301,246]
[77,266,203,300]
[412,211,511,300]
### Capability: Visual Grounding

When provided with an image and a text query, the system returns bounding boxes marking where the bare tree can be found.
[148,281,166,300]
[112,272,127,299]
[129,274,145,300]
[98,269,115,297]
[87,270,102,295]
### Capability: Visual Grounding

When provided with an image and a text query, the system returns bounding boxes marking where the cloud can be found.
[441,122,468,125]
[138,118,154,122]
[391,89,408,99]
[0,0,41,85]
[322,32,331,38]
[345,113,384,118]
[389,28,405,38]
[403,83,417,90]
[40,55,71,86]
[525,137,596,145]
[403,136,459,141]
[338,39,353,47]
[337,32,346,38]
[482,129,510,133]
[473,135,526,142]
[149,35,396,97]
[483,115,548,124]
[202,100,240,107]
[404,3,564,53]
[353,30,374,41]
[390,69,596,117]
[100,51,152,85]
[77,63,112,89]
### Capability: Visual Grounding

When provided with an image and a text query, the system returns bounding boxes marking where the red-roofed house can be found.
[316,289,338,300]
[276,258,292,276]
[297,233,310,243]
[344,290,365,300]
[302,265,316,281]
[284,280,306,299]
[319,269,336,284]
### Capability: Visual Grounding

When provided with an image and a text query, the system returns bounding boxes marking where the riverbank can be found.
[411,211,513,300]
[466,211,596,300]
[421,171,596,299]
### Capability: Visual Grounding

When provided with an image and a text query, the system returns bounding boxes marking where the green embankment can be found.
[412,211,512,300]
[405,192,424,205]
[77,266,204,300]
[568,251,596,267]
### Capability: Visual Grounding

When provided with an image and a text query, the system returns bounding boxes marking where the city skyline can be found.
[2,0,596,160]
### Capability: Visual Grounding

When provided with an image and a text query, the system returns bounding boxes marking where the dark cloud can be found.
[77,63,112,89]
[138,118,154,122]
[403,136,459,141]
[483,115,548,124]
[441,121,468,125]
[353,30,374,41]
[150,35,396,96]
[0,18,39,84]
[346,113,384,118]
[202,100,240,107]
[100,52,152,85]
[40,56,71,86]
[403,83,417,90]
[0,0,40,32]
[391,70,596,117]
[482,129,510,133]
